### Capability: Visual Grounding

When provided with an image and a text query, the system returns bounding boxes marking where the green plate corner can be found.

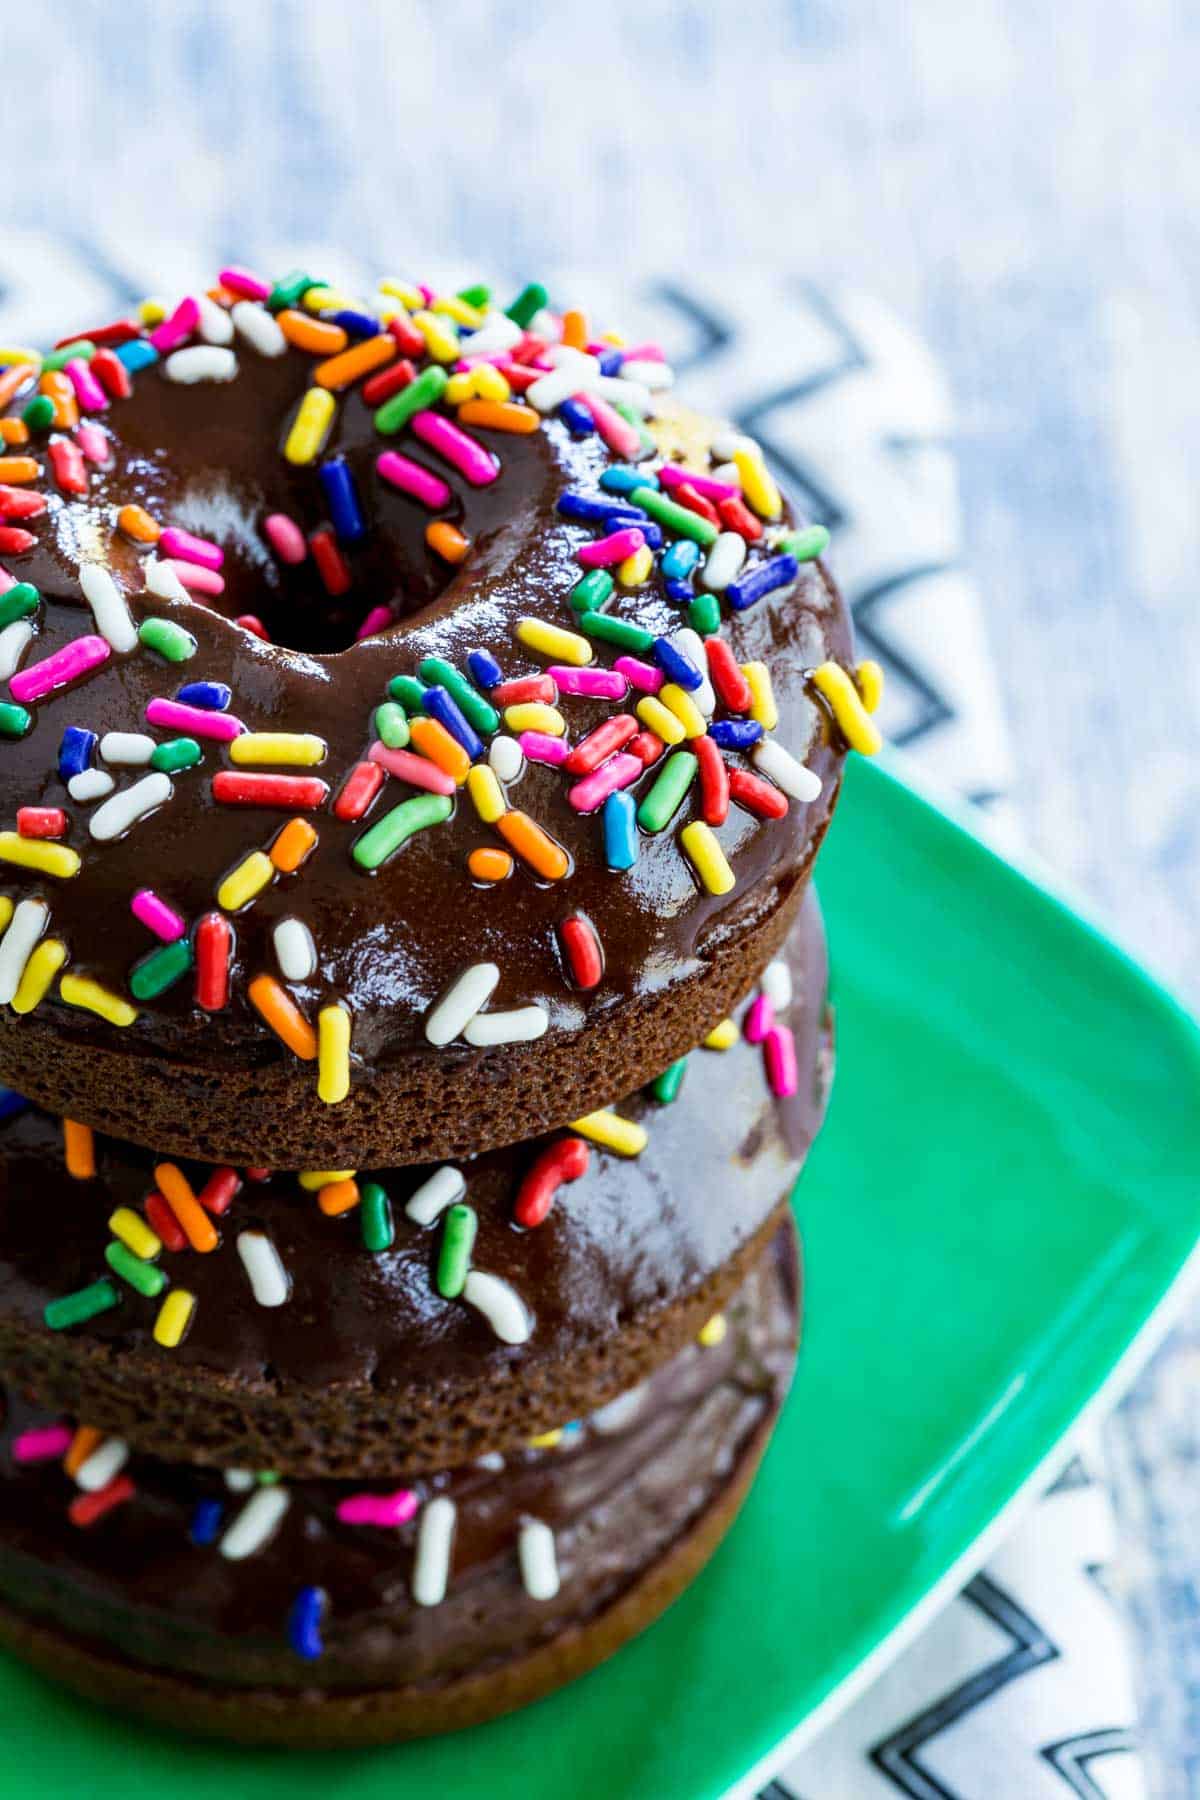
[3,755,1199,1799]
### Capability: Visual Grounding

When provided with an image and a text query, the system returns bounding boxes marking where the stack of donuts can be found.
[0,265,879,1743]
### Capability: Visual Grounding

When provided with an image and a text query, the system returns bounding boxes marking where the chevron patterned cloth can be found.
[0,236,1144,1798]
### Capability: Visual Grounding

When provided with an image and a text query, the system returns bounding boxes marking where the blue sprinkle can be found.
[176,681,231,712]
[661,539,701,579]
[319,456,367,545]
[600,465,657,495]
[115,339,158,373]
[597,349,624,376]
[189,1498,223,1545]
[603,790,638,871]
[612,517,661,550]
[709,719,764,750]
[423,685,484,759]
[328,309,380,338]
[653,637,703,692]
[0,1089,29,1124]
[557,398,596,436]
[288,1585,326,1660]
[727,554,799,613]
[557,492,627,524]
[665,578,695,604]
[467,648,503,690]
[57,725,96,781]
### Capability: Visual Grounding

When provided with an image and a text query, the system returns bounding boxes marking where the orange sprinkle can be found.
[247,974,318,1060]
[561,309,588,350]
[425,520,470,563]
[409,715,471,784]
[154,1162,219,1253]
[467,846,513,883]
[37,370,78,429]
[206,283,240,308]
[0,456,40,485]
[314,334,396,391]
[63,1425,104,1478]
[456,399,540,436]
[0,365,35,411]
[63,1118,96,1180]
[277,310,348,356]
[118,503,161,544]
[317,1178,360,1217]
[497,811,570,880]
[0,418,29,446]
[269,817,318,873]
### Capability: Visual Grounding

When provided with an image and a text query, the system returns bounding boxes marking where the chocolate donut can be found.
[0,268,876,1167]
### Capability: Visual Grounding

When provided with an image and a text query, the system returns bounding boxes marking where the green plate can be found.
[5,756,1200,1799]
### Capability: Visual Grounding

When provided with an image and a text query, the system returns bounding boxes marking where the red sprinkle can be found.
[48,436,87,495]
[236,614,271,641]
[334,761,385,822]
[694,735,730,826]
[705,638,753,713]
[17,807,67,839]
[194,911,232,1011]
[387,315,426,358]
[564,713,637,776]
[309,528,351,596]
[244,1167,272,1182]
[491,675,556,708]
[628,729,665,768]
[212,772,329,810]
[197,1167,242,1216]
[558,913,604,990]
[728,768,789,819]
[493,360,540,394]
[0,527,35,555]
[510,333,549,366]
[54,320,139,350]
[674,483,721,527]
[0,486,47,520]
[718,495,764,541]
[69,1474,135,1528]
[514,1136,591,1229]
[89,347,133,401]
[145,1191,188,1253]
[362,357,416,407]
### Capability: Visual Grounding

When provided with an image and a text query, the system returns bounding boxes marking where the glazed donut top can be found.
[0,266,875,1109]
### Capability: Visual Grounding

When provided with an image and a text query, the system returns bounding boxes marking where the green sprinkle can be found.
[437,1203,477,1299]
[374,702,410,749]
[611,399,656,457]
[458,283,491,310]
[688,592,721,636]
[388,674,428,711]
[150,736,202,773]
[637,751,698,833]
[256,1470,282,1486]
[129,937,193,1000]
[360,1181,395,1253]
[375,364,448,435]
[42,341,95,372]
[105,1241,166,1298]
[631,486,719,547]
[139,616,197,663]
[20,394,54,431]
[651,1057,689,1105]
[268,269,314,312]
[0,583,39,629]
[353,793,453,871]
[417,657,499,735]
[570,570,614,614]
[506,282,548,329]
[577,612,655,654]
[44,1278,120,1331]
[776,524,830,562]
[0,703,31,739]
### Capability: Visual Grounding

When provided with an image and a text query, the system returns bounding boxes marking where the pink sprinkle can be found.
[159,526,224,571]
[659,464,739,503]
[547,665,626,699]
[11,634,110,703]
[218,266,271,302]
[577,526,645,570]
[578,392,642,460]
[376,450,452,510]
[13,1424,73,1465]
[568,751,643,813]
[744,994,775,1045]
[519,731,569,766]
[417,284,435,308]
[159,558,224,597]
[337,1489,419,1528]
[367,742,456,796]
[357,604,393,640]
[149,296,200,354]
[75,423,111,465]
[131,889,187,943]
[146,698,244,741]
[408,412,498,488]
[614,654,663,694]
[64,358,108,412]
[0,569,15,595]
[617,342,666,363]
[264,514,307,565]
[764,1025,799,1098]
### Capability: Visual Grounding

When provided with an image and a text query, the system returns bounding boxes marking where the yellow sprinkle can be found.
[635,696,686,745]
[302,285,351,313]
[600,329,626,347]
[413,310,461,363]
[680,822,735,896]
[379,278,425,309]
[516,618,593,667]
[697,1313,728,1348]
[811,661,883,756]
[617,545,654,587]
[284,387,336,466]
[11,938,66,1014]
[432,293,486,329]
[704,1018,740,1051]
[0,346,40,372]
[741,662,778,731]
[109,1207,162,1260]
[217,850,274,912]
[467,764,506,824]
[570,1108,648,1158]
[137,297,167,327]
[855,658,885,716]
[153,1287,196,1349]
[471,363,510,402]
[0,897,14,935]
[444,371,473,406]
[733,447,782,521]
[659,683,707,739]
[58,972,137,1028]
[317,1002,351,1105]
[229,732,327,767]
[504,703,565,737]
[527,1427,564,1449]
[297,1168,356,1191]
[0,833,80,879]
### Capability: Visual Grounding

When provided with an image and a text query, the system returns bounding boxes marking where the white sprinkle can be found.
[273,916,316,983]
[0,899,47,1005]
[196,294,235,345]
[710,461,742,489]
[89,771,172,842]
[75,1437,129,1493]
[412,1496,456,1607]
[618,359,675,391]
[143,557,192,604]
[164,345,238,384]
[463,1004,548,1047]
[0,619,32,681]
[527,349,599,413]
[711,429,757,461]
[219,1485,291,1560]
[404,1164,466,1227]
[224,1469,256,1493]
[99,731,155,766]
[80,564,137,653]
[761,959,793,1013]
[424,961,500,1046]
[488,733,523,784]
[752,738,822,803]
[474,1451,505,1472]
[591,1384,649,1435]
[594,374,652,415]
[517,1517,560,1601]
[701,531,748,593]
[462,1269,532,1345]
[68,767,114,802]
[672,628,716,715]
[237,1231,291,1308]
[457,312,523,358]
[231,300,287,358]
